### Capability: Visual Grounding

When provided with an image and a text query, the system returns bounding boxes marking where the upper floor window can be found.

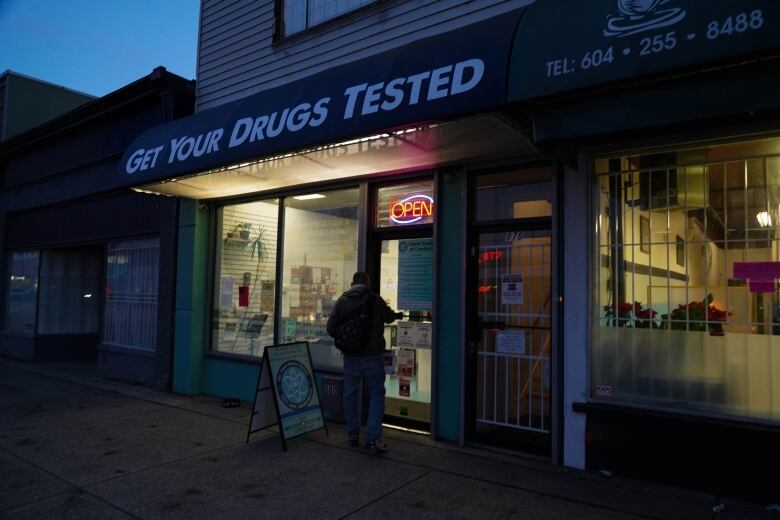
[280,0,375,38]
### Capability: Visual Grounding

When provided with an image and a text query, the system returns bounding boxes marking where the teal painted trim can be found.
[434,172,466,442]
[202,356,261,401]
[173,199,210,395]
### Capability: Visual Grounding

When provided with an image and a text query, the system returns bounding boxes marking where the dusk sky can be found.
[0,0,199,96]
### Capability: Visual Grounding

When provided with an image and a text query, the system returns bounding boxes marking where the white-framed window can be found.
[593,136,780,423]
[103,238,160,350]
[280,0,375,38]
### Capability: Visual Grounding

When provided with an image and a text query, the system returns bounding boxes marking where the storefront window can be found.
[280,188,359,367]
[104,239,160,350]
[37,249,101,334]
[376,180,434,228]
[212,200,279,357]
[4,251,39,334]
[593,137,780,423]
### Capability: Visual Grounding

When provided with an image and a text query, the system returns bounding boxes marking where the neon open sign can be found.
[390,194,434,225]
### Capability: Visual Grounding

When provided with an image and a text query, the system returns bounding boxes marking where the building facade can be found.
[113,0,779,497]
[0,70,94,142]
[0,68,195,390]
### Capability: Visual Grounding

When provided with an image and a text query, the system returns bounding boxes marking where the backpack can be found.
[333,293,374,355]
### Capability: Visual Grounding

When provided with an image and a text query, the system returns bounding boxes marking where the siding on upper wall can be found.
[196,0,535,111]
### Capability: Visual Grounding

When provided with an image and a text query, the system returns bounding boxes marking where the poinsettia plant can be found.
[603,300,658,328]
[661,293,730,333]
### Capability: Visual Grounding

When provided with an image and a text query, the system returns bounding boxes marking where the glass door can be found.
[377,237,433,428]
[472,228,552,454]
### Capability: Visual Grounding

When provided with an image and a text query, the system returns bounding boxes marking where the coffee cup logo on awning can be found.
[124,58,484,175]
[604,0,687,38]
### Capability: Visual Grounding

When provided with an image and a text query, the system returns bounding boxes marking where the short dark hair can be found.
[352,272,370,286]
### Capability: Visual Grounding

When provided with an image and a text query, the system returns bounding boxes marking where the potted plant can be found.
[603,300,658,328]
[661,293,729,335]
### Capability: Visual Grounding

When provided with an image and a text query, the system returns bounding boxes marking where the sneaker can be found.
[348,436,360,448]
[364,439,387,453]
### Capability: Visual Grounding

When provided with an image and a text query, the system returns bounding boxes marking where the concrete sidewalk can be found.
[0,359,775,520]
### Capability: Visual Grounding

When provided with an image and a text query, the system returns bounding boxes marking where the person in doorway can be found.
[327,271,400,452]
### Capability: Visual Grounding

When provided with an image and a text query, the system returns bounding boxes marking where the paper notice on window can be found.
[501,274,523,305]
[495,330,526,355]
[396,321,432,349]
[220,277,233,309]
[260,280,274,310]
[288,286,300,307]
[396,349,415,377]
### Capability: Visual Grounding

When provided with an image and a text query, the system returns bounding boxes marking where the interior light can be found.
[757,211,772,228]
[83,294,93,298]
[293,194,326,200]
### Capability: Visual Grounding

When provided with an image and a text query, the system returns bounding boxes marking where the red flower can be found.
[635,307,657,320]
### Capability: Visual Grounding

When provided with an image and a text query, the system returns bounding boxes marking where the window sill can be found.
[205,350,262,364]
[573,400,780,433]
[98,343,156,358]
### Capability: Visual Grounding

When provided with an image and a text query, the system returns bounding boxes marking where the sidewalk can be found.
[0,359,775,520]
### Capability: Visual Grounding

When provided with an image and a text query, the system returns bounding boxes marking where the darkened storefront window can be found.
[4,251,39,334]
[593,136,780,422]
[213,199,279,357]
[104,239,160,350]
[37,249,101,334]
[280,189,359,367]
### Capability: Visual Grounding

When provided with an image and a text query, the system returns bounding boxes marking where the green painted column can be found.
[173,199,209,395]
[434,170,467,443]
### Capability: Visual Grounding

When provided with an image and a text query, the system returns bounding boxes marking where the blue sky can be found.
[0,0,199,96]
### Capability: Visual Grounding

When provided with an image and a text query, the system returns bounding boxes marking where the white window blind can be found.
[104,238,160,350]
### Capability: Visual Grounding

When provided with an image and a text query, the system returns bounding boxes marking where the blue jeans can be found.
[342,353,385,442]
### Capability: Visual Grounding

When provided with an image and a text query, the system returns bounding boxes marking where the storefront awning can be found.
[509,0,780,102]
[118,10,527,191]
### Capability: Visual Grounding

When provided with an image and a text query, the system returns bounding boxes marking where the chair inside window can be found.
[245,313,268,355]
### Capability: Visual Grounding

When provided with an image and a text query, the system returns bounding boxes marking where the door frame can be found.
[365,177,435,432]
[464,161,564,462]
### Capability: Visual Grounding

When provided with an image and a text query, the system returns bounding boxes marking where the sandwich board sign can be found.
[246,341,328,450]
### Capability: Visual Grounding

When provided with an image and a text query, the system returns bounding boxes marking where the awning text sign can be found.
[118,12,525,187]
[510,0,780,101]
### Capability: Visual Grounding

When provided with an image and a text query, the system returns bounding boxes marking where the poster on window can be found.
[396,321,432,349]
[220,277,234,309]
[396,349,416,377]
[495,330,526,355]
[397,238,433,311]
[501,274,524,305]
[260,280,274,310]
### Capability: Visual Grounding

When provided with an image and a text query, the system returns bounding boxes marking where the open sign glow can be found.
[390,195,434,225]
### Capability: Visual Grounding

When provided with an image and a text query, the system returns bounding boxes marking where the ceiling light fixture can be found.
[756,211,773,228]
[293,193,326,200]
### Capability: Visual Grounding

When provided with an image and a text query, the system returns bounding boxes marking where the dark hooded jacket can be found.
[326,285,397,356]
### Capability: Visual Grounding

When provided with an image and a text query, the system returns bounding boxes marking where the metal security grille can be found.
[103,238,160,351]
[476,231,551,433]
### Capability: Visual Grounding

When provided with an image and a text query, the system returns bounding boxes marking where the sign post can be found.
[247,341,328,450]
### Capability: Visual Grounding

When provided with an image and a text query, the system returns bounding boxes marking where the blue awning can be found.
[118,10,527,188]
[509,0,780,102]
